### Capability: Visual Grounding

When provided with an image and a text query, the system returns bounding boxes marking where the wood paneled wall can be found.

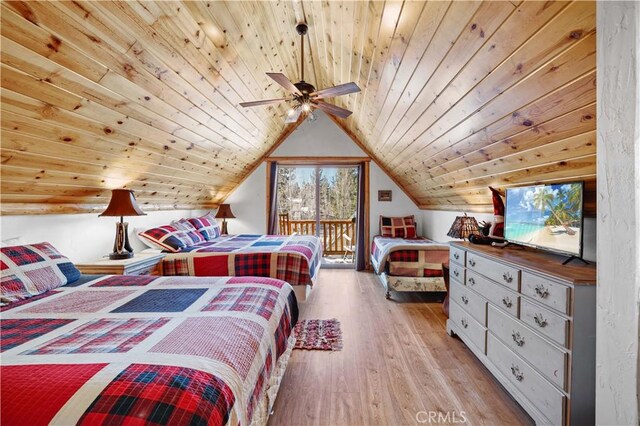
[0,1,596,215]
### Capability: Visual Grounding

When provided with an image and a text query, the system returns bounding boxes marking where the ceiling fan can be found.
[239,22,361,123]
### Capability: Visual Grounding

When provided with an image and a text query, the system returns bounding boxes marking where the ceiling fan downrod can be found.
[296,22,308,83]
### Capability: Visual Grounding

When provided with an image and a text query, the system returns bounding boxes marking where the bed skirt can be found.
[251,335,296,426]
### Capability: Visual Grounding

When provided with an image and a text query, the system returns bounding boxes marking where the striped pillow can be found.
[137,225,191,253]
[187,213,221,240]
[1,242,81,305]
[380,215,417,238]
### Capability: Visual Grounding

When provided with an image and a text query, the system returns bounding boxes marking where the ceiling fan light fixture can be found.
[238,22,360,122]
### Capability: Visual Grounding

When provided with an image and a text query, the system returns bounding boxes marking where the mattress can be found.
[162,234,323,287]
[1,274,298,426]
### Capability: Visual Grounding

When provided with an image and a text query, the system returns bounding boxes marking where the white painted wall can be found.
[224,111,421,241]
[596,2,640,424]
[420,210,597,263]
[223,162,268,235]
[0,209,206,263]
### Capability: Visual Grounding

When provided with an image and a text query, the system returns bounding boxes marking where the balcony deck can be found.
[280,218,355,263]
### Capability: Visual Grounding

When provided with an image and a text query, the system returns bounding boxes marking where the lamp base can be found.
[109,252,134,260]
[221,219,229,235]
[109,219,134,260]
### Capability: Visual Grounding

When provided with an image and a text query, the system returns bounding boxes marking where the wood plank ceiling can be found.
[0,1,596,214]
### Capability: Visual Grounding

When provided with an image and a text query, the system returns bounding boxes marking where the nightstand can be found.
[75,253,166,276]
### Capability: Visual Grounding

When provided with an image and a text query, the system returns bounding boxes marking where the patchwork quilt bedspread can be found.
[371,236,450,278]
[1,275,298,426]
[162,234,323,286]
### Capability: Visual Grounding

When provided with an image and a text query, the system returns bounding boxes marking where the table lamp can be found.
[215,204,235,235]
[100,189,146,259]
[446,213,481,241]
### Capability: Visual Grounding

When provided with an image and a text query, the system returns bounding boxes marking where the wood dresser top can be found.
[452,242,596,286]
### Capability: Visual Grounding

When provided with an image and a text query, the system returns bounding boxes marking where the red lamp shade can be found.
[215,204,236,219]
[99,189,146,217]
[215,204,235,235]
[100,189,145,260]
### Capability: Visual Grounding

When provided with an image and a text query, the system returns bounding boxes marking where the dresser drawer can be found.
[466,252,520,291]
[451,280,486,325]
[466,270,519,317]
[450,246,466,266]
[488,305,567,390]
[522,272,570,314]
[450,300,486,353]
[487,334,565,425]
[449,262,465,284]
[521,299,569,348]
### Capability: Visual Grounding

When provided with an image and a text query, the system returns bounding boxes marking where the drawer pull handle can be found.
[468,277,475,286]
[502,296,513,308]
[454,253,460,260]
[453,270,460,277]
[461,318,468,329]
[468,259,476,267]
[534,284,550,298]
[510,364,524,381]
[533,313,548,328]
[461,295,469,305]
[502,272,513,283]
[511,331,525,347]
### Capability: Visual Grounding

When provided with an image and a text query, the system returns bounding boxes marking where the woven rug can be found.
[293,318,343,351]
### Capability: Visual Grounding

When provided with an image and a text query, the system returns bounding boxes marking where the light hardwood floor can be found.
[269,269,533,426]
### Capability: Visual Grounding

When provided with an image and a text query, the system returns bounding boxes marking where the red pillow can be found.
[173,219,206,245]
[137,225,191,252]
[380,216,417,238]
[187,213,221,240]
[1,242,81,305]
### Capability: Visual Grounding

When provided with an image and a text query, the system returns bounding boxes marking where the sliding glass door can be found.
[277,165,358,267]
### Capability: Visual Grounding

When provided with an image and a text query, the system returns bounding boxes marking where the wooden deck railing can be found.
[288,219,355,255]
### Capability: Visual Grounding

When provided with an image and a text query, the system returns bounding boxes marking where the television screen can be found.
[504,182,583,256]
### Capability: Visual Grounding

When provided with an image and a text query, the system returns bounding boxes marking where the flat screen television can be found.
[504,182,584,258]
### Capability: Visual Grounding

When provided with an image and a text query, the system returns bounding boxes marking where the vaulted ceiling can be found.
[0,1,596,214]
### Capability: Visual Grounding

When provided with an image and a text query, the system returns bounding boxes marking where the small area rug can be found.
[293,318,343,351]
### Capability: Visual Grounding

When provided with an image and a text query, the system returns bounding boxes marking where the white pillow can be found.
[1,236,23,247]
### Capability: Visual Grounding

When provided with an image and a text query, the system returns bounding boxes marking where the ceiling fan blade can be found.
[284,107,302,123]
[311,82,361,99]
[239,98,289,108]
[312,100,353,119]
[266,72,302,95]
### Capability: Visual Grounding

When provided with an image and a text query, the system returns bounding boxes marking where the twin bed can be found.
[1,243,298,426]
[370,216,450,299]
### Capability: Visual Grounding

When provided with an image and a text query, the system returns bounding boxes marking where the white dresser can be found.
[446,242,596,425]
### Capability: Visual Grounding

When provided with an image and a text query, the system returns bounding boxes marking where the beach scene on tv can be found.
[505,183,582,255]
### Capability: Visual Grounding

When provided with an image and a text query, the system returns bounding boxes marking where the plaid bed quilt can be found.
[1,275,298,426]
[370,236,450,278]
[162,234,323,287]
